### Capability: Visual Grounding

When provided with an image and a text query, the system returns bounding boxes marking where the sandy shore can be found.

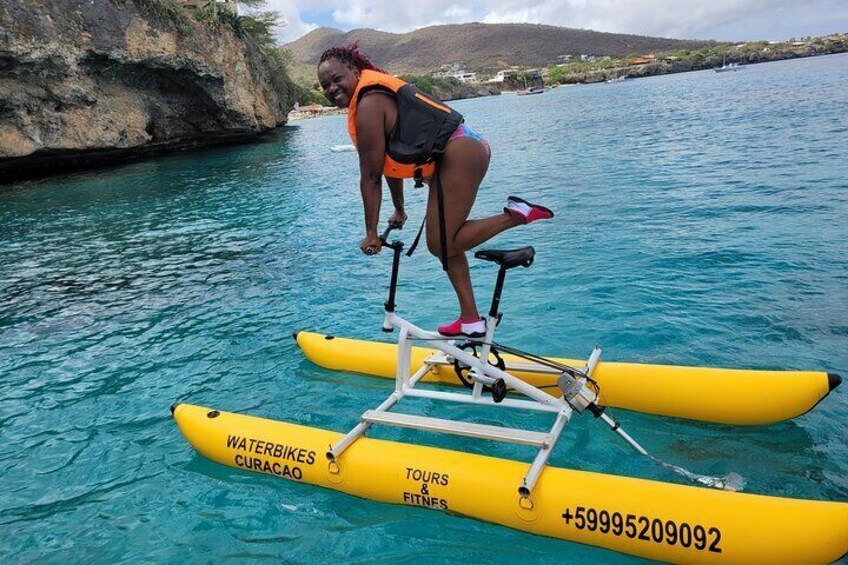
[287,107,347,121]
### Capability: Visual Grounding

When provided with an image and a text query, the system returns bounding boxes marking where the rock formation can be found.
[0,0,294,181]
[431,82,502,102]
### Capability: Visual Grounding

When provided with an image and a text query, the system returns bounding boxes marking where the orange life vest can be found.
[347,70,463,183]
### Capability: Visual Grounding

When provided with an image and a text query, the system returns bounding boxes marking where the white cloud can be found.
[444,6,473,19]
[264,0,848,43]
[256,0,326,43]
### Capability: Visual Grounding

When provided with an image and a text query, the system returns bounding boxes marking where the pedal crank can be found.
[452,342,507,401]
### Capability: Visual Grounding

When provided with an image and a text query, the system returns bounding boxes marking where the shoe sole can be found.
[506,195,555,219]
[438,330,486,339]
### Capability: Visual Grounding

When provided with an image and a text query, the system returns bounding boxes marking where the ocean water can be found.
[1,54,846,563]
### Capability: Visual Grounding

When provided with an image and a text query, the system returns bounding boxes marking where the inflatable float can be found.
[172,403,848,564]
[294,331,840,426]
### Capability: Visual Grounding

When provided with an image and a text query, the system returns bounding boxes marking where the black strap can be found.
[406,217,426,257]
[433,160,449,271]
[405,160,449,271]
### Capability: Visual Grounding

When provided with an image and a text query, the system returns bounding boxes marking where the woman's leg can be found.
[426,138,521,320]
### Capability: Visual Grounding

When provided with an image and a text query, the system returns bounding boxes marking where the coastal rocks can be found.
[287,104,346,121]
[0,0,294,181]
[431,82,502,102]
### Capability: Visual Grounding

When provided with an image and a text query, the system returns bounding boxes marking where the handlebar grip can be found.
[380,225,396,241]
[376,222,405,251]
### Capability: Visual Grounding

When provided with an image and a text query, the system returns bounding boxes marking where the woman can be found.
[317,45,553,337]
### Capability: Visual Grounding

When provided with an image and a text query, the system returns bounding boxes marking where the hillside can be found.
[285,22,717,79]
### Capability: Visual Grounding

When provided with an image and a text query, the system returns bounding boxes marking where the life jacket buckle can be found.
[413,168,424,188]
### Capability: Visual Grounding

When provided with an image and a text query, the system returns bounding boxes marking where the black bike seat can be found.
[474,246,535,269]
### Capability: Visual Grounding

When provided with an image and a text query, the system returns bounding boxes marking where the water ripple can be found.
[1,54,847,563]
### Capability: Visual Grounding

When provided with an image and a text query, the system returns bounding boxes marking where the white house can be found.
[487,69,519,83]
[432,70,478,83]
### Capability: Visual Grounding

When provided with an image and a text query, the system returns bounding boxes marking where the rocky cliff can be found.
[0,0,294,181]
[431,82,502,102]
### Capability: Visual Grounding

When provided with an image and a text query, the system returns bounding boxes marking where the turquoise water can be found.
[2,54,847,563]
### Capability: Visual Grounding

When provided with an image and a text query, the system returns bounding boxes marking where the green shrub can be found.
[413,77,434,94]
[131,0,193,35]
[546,66,567,83]
[240,13,280,49]
[216,9,244,37]
[191,4,245,37]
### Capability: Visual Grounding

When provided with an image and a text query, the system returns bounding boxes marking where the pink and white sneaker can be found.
[504,196,554,224]
[438,316,487,338]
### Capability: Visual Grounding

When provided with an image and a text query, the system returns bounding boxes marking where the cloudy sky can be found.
[256,0,847,45]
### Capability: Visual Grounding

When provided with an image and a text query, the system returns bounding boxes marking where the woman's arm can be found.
[354,94,392,252]
[386,177,407,227]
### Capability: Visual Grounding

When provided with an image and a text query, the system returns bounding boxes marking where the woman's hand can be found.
[360,232,382,255]
[388,208,407,229]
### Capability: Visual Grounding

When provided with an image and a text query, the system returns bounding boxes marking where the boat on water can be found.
[517,86,546,95]
[714,57,745,72]
[294,331,839,426]
[606,75,627,83]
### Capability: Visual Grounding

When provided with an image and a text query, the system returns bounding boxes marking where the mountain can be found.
[285,23,718,77]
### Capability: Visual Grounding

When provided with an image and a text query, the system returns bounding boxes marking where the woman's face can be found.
[317,58,360,108]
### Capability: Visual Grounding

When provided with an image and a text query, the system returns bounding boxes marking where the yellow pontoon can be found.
[295,331,840,426]
[172,403,848,564]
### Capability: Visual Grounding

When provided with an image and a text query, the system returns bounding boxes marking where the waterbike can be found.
[173,224,848,564]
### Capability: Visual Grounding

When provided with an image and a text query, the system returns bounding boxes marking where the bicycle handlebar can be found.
[365,222,404,255]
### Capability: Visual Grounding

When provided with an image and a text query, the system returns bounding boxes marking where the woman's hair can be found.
[319,43,385,73]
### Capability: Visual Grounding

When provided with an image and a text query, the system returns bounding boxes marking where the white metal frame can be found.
[327,297,602,497]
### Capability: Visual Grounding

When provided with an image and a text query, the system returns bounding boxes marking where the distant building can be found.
[432,67,478,83]
[488,69,519,82]
[177,0,238,13]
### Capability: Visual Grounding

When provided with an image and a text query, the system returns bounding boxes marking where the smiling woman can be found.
[316,43,554,337]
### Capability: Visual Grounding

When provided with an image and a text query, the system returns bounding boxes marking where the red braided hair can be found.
[319,43,386,74]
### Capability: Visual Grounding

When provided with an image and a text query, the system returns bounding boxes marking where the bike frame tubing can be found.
[384,310,566,410]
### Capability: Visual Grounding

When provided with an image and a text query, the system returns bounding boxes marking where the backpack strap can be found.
[433,160,449,271]
[406,217,426,257]
[405,160,449,271]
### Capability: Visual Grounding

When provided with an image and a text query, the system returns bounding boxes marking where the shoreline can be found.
[287,107,347,121]
[288,50,848,116]
[557,50,848,87]
[551,47,848,86]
